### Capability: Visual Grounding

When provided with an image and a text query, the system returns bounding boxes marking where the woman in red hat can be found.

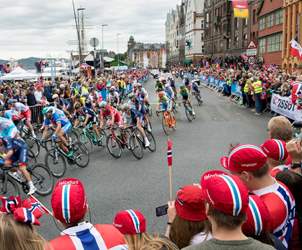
[165,185,211,249]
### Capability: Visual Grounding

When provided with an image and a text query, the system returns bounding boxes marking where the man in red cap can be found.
[50,178,127,250]
[221,144,295,249]
[184,170,274,250]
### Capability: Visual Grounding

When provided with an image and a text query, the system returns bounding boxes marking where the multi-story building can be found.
[257,0,283,66]
[282,0,302,73]
[248,0,261,44]
[203,0,249,58]
[127,36,166,68]
[184,0,205,64]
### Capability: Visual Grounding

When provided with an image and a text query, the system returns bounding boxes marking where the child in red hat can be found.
[165,184,210,248]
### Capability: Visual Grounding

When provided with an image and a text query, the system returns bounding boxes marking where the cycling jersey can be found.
[253,181,295,248]
[165,86,174,100]
[180,88,189,99]
[192,81,200,93]
[14,102,29,112]
[13,102,31,122]
[4,110,19,120]
[83,107,97,124]
[50,222,127,250]
[100,106,122,124]
[44,108,72,134]
[0,117,19,138]
[158,95,170,112]
[2,137,28,164]
[107,92,120,106]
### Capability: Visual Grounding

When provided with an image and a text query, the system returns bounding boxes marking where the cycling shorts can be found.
[62,122,72,134]
[11,145,28,165]
[181,95,189,101]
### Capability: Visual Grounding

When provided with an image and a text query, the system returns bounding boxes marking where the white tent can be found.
[0,66,38,81]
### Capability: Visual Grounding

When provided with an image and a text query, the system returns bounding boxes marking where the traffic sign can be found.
[248,41,257,49]
[248,56,256,65]
[246,41,257,56]
[90,37,99,48]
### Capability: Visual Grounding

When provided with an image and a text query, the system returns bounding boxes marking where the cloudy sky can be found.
[0,0,178,59]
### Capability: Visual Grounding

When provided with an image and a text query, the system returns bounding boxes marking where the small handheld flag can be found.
[167,139,173,167]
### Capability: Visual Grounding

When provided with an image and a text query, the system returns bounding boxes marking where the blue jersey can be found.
[2,137,25,151]
[0,117,18,138]
[44,109,69,127]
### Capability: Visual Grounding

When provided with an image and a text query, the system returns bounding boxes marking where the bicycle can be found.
[0,153,54,197]
[78,123,107,153]
[192,91,203,106]
[44,136,90,178]
[106,125,144,160]
[183,101,195,122]
[157,110,176,136]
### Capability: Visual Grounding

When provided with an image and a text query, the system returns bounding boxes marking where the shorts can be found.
[87,116,97,125]
[159,103,168,112]
[131,109,144,123]
[181,95,189,101]
[20,109,32,123]
[62,122,72,134]
[11,145,28,165]
[114,113,123,127]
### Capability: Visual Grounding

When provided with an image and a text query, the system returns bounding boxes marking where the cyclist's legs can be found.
[13,146,32,183]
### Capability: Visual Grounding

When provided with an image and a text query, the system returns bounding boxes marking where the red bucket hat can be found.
[51,178,87,224]
[200,170,249,216]
[242,195,271,236]
[261,139,288,162]
[220,144,267,172]
[113,209,146,235]
[175,185,207,222]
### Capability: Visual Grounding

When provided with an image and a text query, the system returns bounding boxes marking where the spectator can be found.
[0,213,46,250]
[267,116,293,142]
[165,185,210,248]
[26,86,37,106]
[261,139,288,172]
[34,85,44,104]
[183,170,274,250]
[50,178,127,250]
[221,144,295,248]
[140,237,179,250]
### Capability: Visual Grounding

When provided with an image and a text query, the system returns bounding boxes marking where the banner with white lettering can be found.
[271,94,302,121]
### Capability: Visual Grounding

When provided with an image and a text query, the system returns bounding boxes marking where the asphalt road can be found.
[38,78,271,240]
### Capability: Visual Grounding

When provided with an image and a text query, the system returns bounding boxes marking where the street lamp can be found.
[77,7,85,62]
[101,24,108,51]
[117,33,121,67]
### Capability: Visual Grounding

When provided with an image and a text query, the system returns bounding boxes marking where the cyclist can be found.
[0,116,19,139]
[179,85,195,116]
[128,93,150,147]
[0,137,37,195]
[107,86,120,108]
[157,91,176,129]
[7,99,36,138]
[191,79,203,103]
[136,83,152,132]
[41,106,73,158]
[155,80,164,93]
[99,101,123,129]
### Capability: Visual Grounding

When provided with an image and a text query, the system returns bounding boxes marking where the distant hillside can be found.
[0,59,8,65]
[18,57,40,70]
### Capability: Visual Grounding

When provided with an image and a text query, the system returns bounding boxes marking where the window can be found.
[275,9,283,25]
[259,17,265,30]
[234,18,239,29]
[243,18,248,27]
[259,38,266,54]
[201,20,204,29]
[266,14,274,28]
[267,33,282,52]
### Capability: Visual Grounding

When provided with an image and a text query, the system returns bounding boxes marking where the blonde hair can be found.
[0,213,46,250]
[268,116,292,142]
[125,233,178,250]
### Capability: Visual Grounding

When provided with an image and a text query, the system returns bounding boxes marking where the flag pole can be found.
[30,195,53,216]
[167,138,173,201]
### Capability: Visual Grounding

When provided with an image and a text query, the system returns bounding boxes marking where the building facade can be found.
[203,0,249,59]
[257,0,283,66]
[282,0,302,73]
[127,36,166,68]
[184,0,205,64]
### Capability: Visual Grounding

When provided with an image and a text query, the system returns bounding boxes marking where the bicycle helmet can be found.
[42,106,54,115]
[7,99,17,105]
[99,101,107,108]
[121,103,131,111]
[137,83,142,88]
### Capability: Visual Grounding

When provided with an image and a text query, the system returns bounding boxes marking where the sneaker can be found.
[145,140,150,148]
[27,185,37,195]
[147,124,152,132]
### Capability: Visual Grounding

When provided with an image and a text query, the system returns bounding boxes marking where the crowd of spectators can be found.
[0,115,301,250]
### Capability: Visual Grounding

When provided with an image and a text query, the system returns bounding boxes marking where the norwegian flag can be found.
[167,139,173,167]
[290,39,302,60]
[22,196,49,218]
[13,207,41,226]
[291,83,302,104]
[0,196,21,213]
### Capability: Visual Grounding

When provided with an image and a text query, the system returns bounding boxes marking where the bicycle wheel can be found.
[146,131,156,152]
[73,142,90,168]
[45,149,67,178]
[0,175,20,196]
[25,137,40,158]
[79,132,94,152]
[129,134,144,160]
[29,163,54,196]
[68,130,79,144]
[162,114,171,135]
[185,106,194,122]
[106,135,122,159]
[195,94,203,106]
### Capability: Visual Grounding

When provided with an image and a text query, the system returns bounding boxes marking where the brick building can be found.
[257,0,283,66]
[282,0,302,73]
